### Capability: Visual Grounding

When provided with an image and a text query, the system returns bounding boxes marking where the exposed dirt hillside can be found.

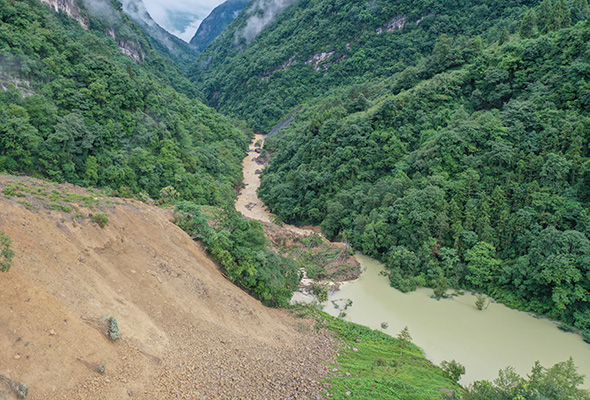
[0,176,334,399]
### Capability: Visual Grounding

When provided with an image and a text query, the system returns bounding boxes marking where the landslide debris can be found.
[0,175,334,399]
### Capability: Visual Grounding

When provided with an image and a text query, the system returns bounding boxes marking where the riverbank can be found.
[235,134,361,293]
[324,254,590,386]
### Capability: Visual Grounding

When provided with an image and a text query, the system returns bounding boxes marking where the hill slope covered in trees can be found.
[190,0,546,131]
[258,2,590,336]
[187,0,590,338]
[0,0,246,207]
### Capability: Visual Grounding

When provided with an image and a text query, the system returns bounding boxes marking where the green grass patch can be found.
[300,308,461,399]
[48,203,72,213]
[17,200,35,210]
[2,182,26,198]
[90,212,109,228]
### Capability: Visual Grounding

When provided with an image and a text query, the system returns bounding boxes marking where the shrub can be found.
[441,360,466,382]
[107,317,120,340]
[157,186,180,205]
[310,282,329,302]
[90,212,109,228]
[433,275,449,299]
[0,231,15,272]
[0,376,28,399]
[558,323,575,333]
[475,294,489,310]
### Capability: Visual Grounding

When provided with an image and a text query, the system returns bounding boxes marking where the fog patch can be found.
[236,0,298,45]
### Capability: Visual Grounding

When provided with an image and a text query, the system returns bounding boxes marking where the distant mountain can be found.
[190,0,538,131]
[120,0,198,69]
[189,0,251,53]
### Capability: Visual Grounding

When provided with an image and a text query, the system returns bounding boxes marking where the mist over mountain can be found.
[119,0,198,68]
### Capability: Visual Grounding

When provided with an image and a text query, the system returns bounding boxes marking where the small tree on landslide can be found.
[441,359,466,382]
[397,326,412,356]
[0,231,15,272]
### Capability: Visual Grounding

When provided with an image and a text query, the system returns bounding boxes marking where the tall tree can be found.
[520,9,538,38]
[538,0,554,32]
[548,0,572,31]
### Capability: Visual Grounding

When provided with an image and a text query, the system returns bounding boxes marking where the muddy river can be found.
[236,134,590,387]
[323,254,590,385]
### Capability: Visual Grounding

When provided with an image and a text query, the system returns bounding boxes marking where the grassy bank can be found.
[296,307,461,399]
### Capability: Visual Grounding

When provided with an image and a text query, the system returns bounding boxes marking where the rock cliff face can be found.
[120,0,197,66]
[106,29,146,63]
[37,0,147,63]
[38,0,89,28]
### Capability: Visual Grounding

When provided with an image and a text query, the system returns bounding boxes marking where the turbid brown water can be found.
[323,254,590,386]
[236,134,312,236]
[235,136,590,388]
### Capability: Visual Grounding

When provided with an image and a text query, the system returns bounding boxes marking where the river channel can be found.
[323,254,590,385]
[236,134,590,387]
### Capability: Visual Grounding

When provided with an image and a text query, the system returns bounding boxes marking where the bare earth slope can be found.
[0,176,333,399]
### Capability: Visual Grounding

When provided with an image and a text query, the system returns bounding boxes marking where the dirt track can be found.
[0,176,335,399]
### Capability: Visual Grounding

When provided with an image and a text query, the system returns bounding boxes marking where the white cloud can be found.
[143,0,225,41]
[168,18,204,42]
[237,0,296,44]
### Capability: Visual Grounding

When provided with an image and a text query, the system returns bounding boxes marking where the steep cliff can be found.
[120,0,198,69]
[38,0,88,28]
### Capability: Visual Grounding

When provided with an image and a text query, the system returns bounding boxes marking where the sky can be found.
[142,0,226,42]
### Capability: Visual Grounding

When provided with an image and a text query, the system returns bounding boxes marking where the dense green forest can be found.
[3,0,590,395]
[191,0,542,131]
[253,0,590,339]
[174,201,300,306]
[0,0,247,207]
[455,358,590,399]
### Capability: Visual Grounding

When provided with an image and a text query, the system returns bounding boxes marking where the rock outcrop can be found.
[38,0,89,28]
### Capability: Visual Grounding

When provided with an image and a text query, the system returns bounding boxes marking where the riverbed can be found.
[323,254,590,386]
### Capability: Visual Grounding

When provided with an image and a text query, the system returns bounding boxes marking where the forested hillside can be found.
[0,0,247,207]
[189,0,250,53]
[190,0,541,131]
[234,0,590,337]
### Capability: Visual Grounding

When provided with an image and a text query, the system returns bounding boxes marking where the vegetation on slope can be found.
[189,0,250,53]
[0,0,247,207]
[311,312,462,399]
[174,201,300,306]
[191,0,541,131]
[257,1,590,338]
[456,358,590,400]
[295,306,590,399]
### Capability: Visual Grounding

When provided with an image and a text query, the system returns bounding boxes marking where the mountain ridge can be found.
[189,0,251,53]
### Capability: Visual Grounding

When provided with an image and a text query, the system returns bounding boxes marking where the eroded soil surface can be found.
[0,175,335,399]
